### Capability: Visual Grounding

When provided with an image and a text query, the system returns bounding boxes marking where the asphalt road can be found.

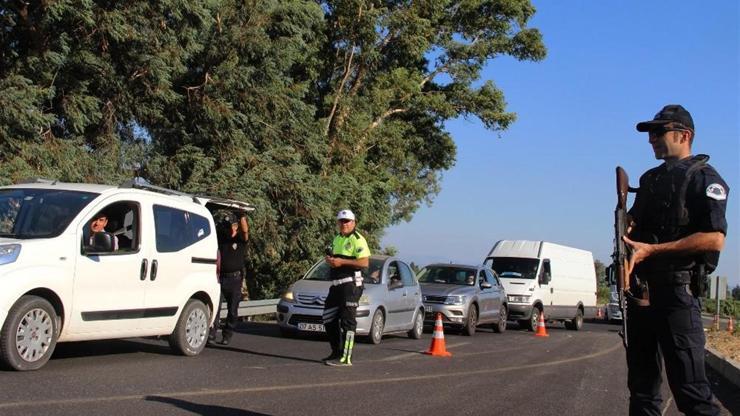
[0,320,736,416]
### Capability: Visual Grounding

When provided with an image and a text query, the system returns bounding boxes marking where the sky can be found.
[382,1,740,287]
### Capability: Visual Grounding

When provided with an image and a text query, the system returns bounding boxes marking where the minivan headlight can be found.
[0,244,21,266]
[444,295,466,305]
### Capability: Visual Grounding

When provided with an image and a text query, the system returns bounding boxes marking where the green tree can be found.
[732,284,740,301]
[0,0,546,297]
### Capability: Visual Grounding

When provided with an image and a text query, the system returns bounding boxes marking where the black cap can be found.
[636,104,694,132]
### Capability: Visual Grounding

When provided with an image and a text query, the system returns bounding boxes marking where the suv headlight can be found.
[281,290,295,303]
[0,244,21,266]
[610,292,620,303]
[507,295,531,303]
[444,295,466,305]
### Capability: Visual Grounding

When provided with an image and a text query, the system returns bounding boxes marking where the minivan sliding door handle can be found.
[140,259,148,281]
[150,260,158,281]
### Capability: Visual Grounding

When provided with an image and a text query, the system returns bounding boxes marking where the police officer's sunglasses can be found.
[649,125,691,137]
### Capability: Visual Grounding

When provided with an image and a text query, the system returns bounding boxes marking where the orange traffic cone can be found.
[596,307,603,320]
[425,313,452,357]
[534,311,549,337]
[728,316,735,334]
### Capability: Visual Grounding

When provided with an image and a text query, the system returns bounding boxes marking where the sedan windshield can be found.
[0,189,98,239]
[489,257,540,279]
[417,267,477,286]
[304,257,383,284]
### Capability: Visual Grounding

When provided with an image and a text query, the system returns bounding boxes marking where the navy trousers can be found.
[626,282,719,416]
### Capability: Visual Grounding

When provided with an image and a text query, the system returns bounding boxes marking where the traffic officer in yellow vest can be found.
[322,209,371,367]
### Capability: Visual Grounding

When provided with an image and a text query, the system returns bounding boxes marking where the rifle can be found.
[612,167,637,348]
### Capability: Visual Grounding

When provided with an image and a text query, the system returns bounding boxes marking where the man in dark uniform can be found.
[322,209,371,367]
[209,211,249,345]
[623,104,727,416]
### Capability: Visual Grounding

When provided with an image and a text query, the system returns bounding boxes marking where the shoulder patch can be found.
[706,183,727,201]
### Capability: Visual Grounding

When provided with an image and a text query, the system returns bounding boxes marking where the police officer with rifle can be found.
[617,105,727,416]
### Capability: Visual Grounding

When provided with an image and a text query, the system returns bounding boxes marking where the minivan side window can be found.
[153,205,211,253]
[398,262,416,287]
[82,201,140,254]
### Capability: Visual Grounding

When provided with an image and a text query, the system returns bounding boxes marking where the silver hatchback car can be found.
[419,264,507,336]
[277,255,425,344]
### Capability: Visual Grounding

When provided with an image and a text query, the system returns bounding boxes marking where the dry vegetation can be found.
[706,328,740,362]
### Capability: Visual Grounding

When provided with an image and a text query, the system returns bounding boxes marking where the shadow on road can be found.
[51,338,173,360]
[208,344,322,364]
[145,396,271,416]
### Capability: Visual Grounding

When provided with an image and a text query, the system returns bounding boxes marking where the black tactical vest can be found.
[632,154,709,273]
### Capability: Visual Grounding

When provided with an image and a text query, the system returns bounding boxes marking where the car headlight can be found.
[507,295,531,303]
[610,292,620,303]
[281,290,295,303]
[359,294,370,306]
[444,295,466,305]
[0,244,21,266]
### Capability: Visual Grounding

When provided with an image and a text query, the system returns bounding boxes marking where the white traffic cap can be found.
[336,209,356,221]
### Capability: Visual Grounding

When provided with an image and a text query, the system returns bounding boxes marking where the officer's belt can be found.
[220,270,243,278]
[332,277,355,286]
[645,270,692,286]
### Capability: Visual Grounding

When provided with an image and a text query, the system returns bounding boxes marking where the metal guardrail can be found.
[219,299,280,317]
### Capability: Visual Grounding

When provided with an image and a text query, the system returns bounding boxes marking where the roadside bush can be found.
[702,298,740,319]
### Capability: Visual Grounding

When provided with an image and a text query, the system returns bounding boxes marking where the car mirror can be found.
[84,232,114,255]
[480,282,492,289]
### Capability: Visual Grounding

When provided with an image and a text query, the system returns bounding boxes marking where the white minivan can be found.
[0,179,250,370]
[484,240,597,331]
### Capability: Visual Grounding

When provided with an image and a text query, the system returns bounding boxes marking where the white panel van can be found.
[484,240,596,331]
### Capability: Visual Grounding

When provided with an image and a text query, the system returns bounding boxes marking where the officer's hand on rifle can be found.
[623,236,656,276]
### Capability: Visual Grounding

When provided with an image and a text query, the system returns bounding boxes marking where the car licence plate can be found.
[298,323,325,332]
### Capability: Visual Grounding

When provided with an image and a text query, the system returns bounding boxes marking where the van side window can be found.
[153,205,211,253]
[398,262,415,287]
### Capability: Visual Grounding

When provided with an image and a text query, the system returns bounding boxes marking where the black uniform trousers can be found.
[212,271,243,340]
[626,277,719,416]
[322,281,362,355]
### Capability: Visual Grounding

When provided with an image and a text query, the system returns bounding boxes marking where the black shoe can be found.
[219,336,231,346]
[325,358,352,367]
[322,353,340,362]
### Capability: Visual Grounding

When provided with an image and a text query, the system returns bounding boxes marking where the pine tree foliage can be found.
[0,0,545,297]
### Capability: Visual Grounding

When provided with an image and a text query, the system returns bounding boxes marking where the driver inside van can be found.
[88,211,118,251]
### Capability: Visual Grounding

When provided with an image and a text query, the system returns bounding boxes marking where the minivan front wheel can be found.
[1,296,59,371]
[169,299,210,356]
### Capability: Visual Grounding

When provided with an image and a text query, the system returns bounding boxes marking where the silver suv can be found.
[419,264,507,336]
[277,255,424,344]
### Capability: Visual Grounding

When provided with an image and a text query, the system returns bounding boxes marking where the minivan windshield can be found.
[488,257,540,279]
[417,266,477,286]
[304,257,383,284]
[0,189,98,239]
